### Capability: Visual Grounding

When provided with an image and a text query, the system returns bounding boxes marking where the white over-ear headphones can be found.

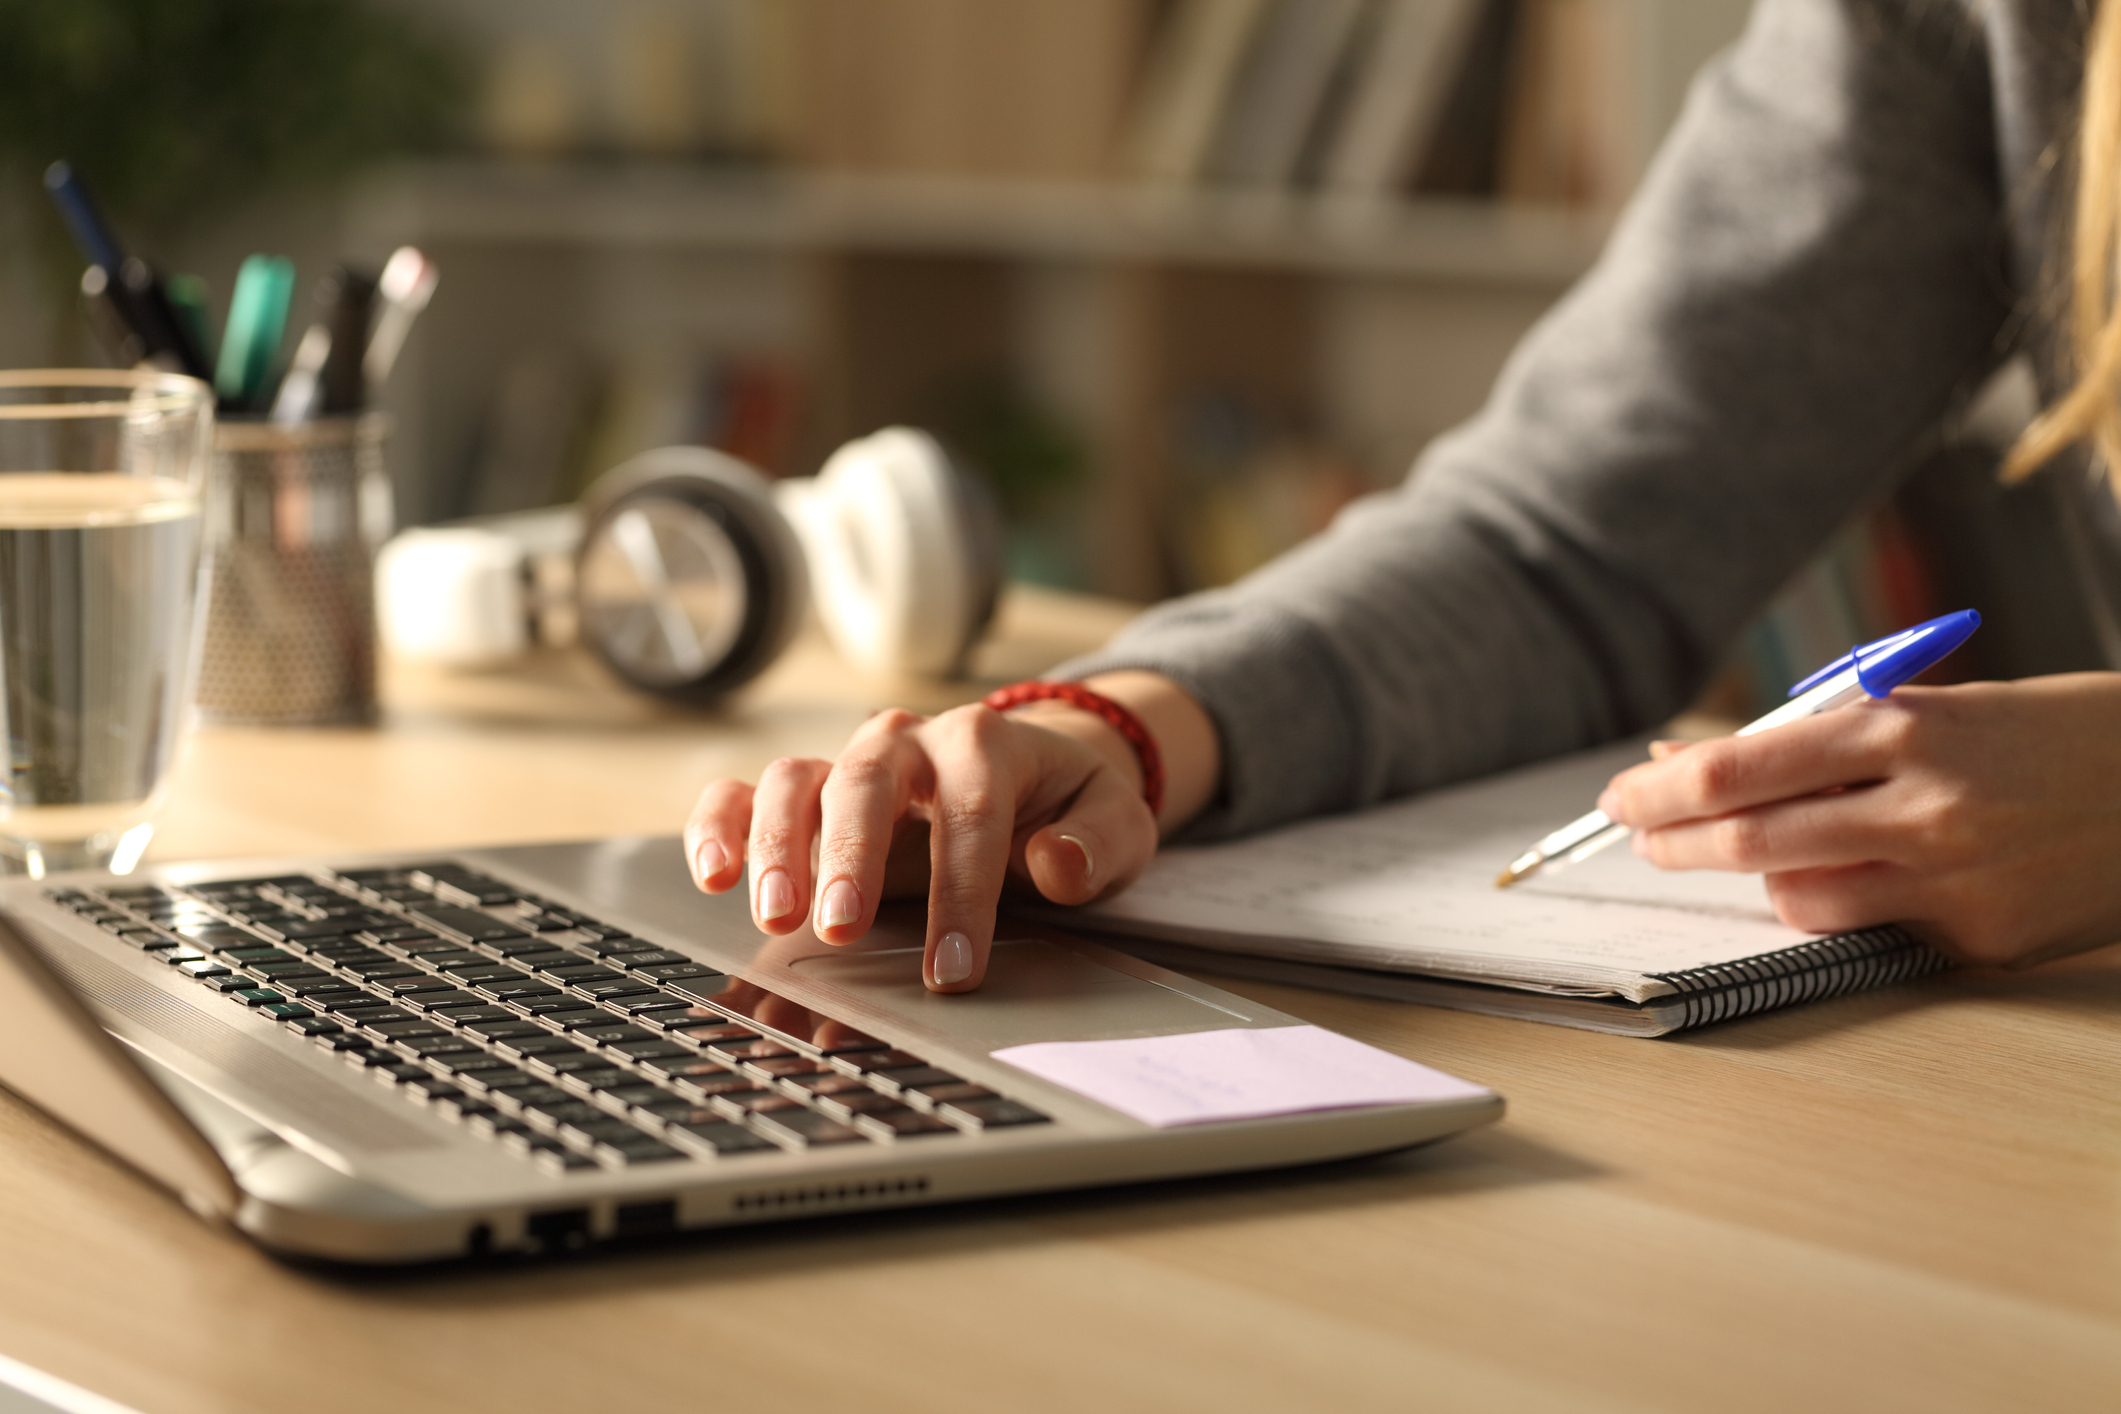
[777,426,1001,678]
[375,428,1002,700]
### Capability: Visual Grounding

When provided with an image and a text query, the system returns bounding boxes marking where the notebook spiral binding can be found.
[1646,926,1953,1031]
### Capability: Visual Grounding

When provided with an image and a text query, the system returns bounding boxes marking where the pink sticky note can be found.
[990,1025,1490,1128]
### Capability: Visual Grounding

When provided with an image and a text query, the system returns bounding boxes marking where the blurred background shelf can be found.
[0,0,1755,603]
[353,162,1612,286]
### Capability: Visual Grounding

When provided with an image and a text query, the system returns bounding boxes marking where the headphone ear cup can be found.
[799,427,998,677]
[574,446,807,701]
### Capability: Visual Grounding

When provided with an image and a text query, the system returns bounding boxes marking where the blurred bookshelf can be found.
[353,163,1611,285]
[81,0,1753,602]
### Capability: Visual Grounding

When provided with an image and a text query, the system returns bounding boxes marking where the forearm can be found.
[1063,0,2008,839]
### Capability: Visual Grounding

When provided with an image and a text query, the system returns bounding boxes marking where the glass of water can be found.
[0,371,214,876]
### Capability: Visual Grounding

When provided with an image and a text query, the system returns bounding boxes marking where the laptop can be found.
[0,836,1501,1262]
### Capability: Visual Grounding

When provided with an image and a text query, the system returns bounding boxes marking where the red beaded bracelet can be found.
[982,680,1165,818]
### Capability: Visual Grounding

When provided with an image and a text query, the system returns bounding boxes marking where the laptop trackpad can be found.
[790,940,1249,1050]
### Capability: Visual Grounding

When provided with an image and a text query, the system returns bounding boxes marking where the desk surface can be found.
[2,586,2116,1414]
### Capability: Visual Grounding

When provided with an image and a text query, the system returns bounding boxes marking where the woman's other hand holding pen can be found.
[1598,673,2121,966]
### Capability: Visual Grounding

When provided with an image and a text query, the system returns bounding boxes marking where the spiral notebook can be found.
[1037,742,1950,1037]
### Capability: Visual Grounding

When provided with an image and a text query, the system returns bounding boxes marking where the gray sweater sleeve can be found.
[1056,0,2013,839]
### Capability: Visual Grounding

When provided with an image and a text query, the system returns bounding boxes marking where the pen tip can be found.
[1493,869,1520,890]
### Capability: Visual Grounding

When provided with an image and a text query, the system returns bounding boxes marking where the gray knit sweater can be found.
[1060,0,2121,840]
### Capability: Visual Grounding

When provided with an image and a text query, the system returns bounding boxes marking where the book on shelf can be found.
[1319,0,1490,198]
[1204,0,1369,187]
[1024,741,1950,1038]
[1498,0,1636,208]
[1122,0,1275,183]
[796,0,1143,179]
[1408,0,1524,196]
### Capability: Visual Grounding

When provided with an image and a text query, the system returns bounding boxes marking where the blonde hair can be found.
[2002,0,2121,490]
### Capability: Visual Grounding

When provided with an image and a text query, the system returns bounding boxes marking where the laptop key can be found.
[813,1090,913,1122]
[836,1049,928,1074]
[176,958,230,979]
[939,1098,1052,1130]
[535,1051,614,1075]
[573,978,655,1001]
[345,964,421,982]
[609,995,699,1019]
[710,1092,797,1120]
[670,1120,777,1155]
[868,1066,962,1096]
[610,1039,690,1060]
[564,1068,638,1093]
[749,1110,868,1148]
[513,997,593,1018]
[670,1071,772,1101]
[594,1137,687,1167]
[635,962,720,983]
[401,1076,462,1103]
[360,924,440,945]
[433,1004,516,1025]
[203,974,263,994]
[854,1108,957,1140]
[528,1100,607,1129]
[286,1016,342,1037]
[475,979,558,1001]
[678,1022,759,1045]
[280,978,365,1000]
[483,943,569,966]
[464,1017,549,1040]
[745,1056,831,1080]
[370,1017,448,1037]
[498,1034,589,1059]
[705,1036,801,1065]
[399,990,490,1014]
[782,1071,870,1099]
[443,967,528,987]
[409,905,530,943]
[377,977,455,996]
[575,937,656,957]
[396,1036,481,1058]
[234,989,285,1007]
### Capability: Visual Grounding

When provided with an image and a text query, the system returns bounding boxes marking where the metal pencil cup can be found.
[197,416,393,725]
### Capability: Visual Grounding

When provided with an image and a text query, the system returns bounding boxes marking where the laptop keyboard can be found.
[43,863,1049,1176]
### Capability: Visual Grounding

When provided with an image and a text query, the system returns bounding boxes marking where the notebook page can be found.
[1070,742,1809,1002]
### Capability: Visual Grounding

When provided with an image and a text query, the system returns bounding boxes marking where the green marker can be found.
[215,255,294,409]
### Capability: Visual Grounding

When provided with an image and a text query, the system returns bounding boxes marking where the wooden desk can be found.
[1,585,2116,1413]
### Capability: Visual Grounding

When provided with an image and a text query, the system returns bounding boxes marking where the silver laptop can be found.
[0,836,1501,1262]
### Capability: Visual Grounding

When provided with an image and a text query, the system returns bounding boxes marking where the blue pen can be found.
[44,162,213,379]
[1494,609,1983,888]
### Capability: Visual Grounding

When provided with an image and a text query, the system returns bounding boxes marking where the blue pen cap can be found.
[1786,609,1982,699]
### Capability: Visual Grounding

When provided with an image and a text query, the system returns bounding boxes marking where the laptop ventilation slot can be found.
[731,1175,931,1214]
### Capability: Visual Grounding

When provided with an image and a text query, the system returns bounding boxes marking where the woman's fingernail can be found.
[1057,832,1096,883]
[818,878,860,931]
[694,840,726,884]
[755,867,797,922]
[1597,789,1620,819]
[931,931,974,986]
